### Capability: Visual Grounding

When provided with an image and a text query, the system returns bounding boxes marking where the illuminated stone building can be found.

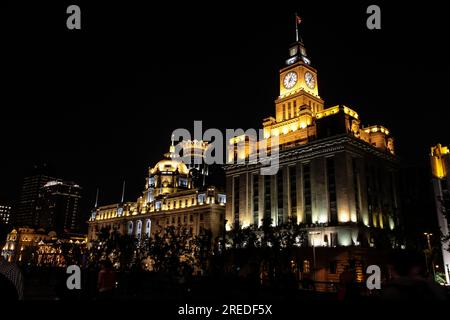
[430,144,450,284]
[87,141,226,242]
[1,227,86,265]
[2,227,50,262]
[225,29,400,285]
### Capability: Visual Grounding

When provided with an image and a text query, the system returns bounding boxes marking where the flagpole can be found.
[295,13,299,42]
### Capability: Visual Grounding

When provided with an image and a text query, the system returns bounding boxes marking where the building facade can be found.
[87,142,226,242]
[2,227,50,262]
[35,180,82,234]
[13,170,55,227]
[225,35,400,248]
[1,227,86,265]
[430,144,450,284]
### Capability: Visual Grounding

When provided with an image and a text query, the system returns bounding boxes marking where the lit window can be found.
[303,260,310,273]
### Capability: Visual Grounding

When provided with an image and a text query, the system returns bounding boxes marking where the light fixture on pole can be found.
[424,232,436,280]
[309,231,321,282]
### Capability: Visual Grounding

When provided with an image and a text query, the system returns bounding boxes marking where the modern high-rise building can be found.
[13,166,55,227]
[224,26,401,284]
[35,180,82,234]
[430,144,450,285]
[0,204,11,225]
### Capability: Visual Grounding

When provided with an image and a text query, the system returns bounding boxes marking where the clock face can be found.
[283,71,298,89]
[304,72,315,89]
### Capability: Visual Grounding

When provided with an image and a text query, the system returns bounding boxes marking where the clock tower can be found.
[275,39,324,123]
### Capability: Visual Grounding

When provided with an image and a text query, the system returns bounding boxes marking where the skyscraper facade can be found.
[35,180,82,234]
[13,169,55,227]
[0,204,11,225]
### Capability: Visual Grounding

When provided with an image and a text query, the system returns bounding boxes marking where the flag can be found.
[296,15,302,25]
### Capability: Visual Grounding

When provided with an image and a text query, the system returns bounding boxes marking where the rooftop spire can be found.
[169,134,175,154]
[286,13,311,66]
[121,180,126,203]
[295,13,302,42]
[94,188,99,208]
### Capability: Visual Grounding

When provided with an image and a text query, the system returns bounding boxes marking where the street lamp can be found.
[423,232,436,280]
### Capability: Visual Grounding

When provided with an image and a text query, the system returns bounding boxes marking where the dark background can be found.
[1,1,449,220]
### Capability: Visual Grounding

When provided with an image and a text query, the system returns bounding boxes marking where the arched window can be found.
[127,221,133,236]
[145,219,151,238]
[136,220,142,239]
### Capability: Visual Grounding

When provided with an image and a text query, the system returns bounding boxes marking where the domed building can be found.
[87,140,226,243]
[143,141,193,203]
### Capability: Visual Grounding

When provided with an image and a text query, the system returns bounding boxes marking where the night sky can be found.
[1,1,449,219]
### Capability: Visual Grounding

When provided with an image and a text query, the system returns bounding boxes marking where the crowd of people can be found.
[0,250,448,300]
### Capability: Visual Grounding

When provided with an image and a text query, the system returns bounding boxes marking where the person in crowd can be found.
[97,259,116,299]
[337,265,360,301]
[380,250,447,300]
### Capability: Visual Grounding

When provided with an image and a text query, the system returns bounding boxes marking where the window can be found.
[327,158,337,224]
[179,178,188,188]
[289,166,297,223]
[234,176,240,226]
[303,163,312,224]
[353,158,361,222]
[264,175,271,222]
[177,216,181,224]
[282,104,286,120]
[172,217,175,224]
[183,215,187,223]
[277,170,284,225]
[303,260,310,273]
[200,214,204,221]
[136,220,142,238]
[198,193,206,204]
[288,102,292,119]
[218,194,226,204]
[127,221,133,235]
[253,174,259,225]
[145,219,151,237]
[190,215,193,222]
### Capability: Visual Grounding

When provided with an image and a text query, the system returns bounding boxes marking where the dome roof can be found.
[150,158,189,175]
[149,140,191,175]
